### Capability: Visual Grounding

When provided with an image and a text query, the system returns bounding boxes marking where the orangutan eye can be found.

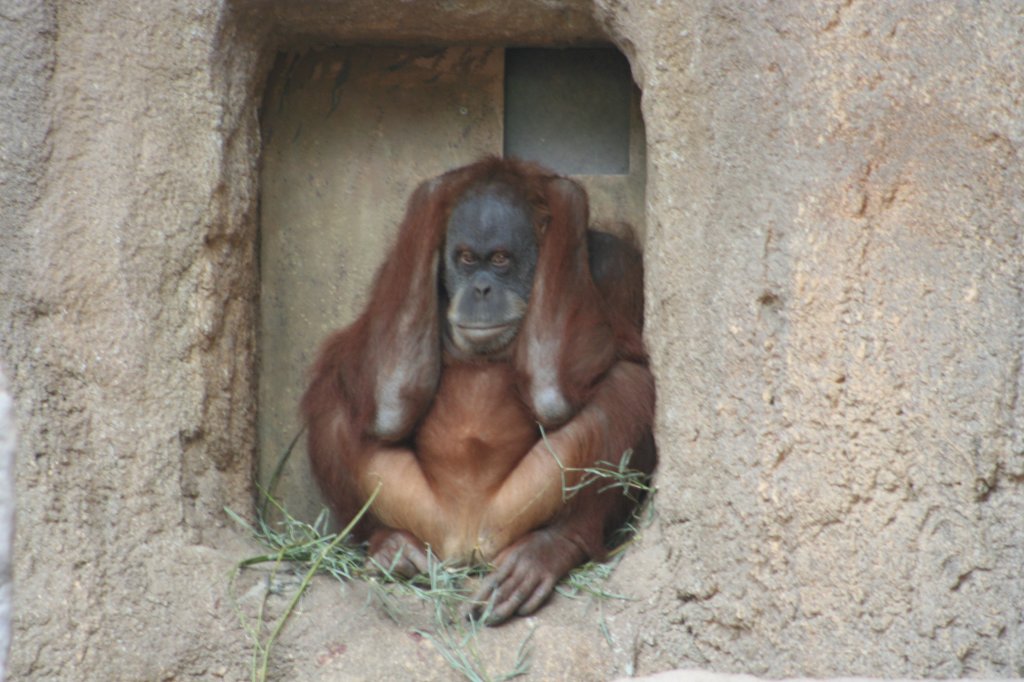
[458,250,478,265]
[490,252,510,267]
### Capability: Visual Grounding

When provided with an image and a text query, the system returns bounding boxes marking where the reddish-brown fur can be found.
[302,157,655,622]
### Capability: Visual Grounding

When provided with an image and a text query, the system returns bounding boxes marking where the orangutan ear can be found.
[515,177,616,427]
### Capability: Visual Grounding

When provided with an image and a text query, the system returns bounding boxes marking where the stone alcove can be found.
[256,43,648,523]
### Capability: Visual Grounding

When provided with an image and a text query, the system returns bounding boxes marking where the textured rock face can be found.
[613,2,1024,676]
[0,2,262,678]
[0,1,1021,680]
[0,368,14,680]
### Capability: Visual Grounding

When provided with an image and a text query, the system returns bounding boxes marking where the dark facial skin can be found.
[443,184,538,355]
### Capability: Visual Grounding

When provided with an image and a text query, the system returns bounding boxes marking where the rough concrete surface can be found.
[622,673,951,682]
[0,367,15,679]
[0,1,1021,680]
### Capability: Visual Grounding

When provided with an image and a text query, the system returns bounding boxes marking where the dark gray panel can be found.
[504,48,631,175]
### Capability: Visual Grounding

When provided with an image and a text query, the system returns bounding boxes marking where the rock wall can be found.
[0,0,1020,679]
[0,368,15,680]
[608,2,1024,675]
[0,1,263,677]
